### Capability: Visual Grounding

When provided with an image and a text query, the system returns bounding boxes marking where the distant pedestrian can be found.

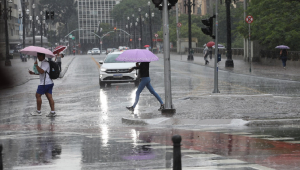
[204,50,209,65]
[55,53,64,72]
[28,53,56,117]
[126,62,164,113]
[73,49,75,56]
[280,49,288,69]
[208,47,213,60]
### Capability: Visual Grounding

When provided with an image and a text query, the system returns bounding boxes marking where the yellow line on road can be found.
[91,57,100,68]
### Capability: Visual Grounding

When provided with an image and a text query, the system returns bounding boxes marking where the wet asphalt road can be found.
[1,54,300,169]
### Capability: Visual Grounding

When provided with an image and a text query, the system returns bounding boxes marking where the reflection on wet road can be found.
[1,55,300,169]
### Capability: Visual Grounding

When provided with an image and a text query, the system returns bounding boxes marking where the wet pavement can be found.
[1,54,300,169]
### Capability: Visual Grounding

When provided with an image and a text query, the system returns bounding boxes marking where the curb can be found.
[59,56,76,78]
[122,116,300,127]
[246,119,300,126]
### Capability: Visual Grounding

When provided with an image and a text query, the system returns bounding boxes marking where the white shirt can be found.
[39,59,53,85]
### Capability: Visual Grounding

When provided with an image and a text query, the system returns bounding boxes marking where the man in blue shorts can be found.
[28,53,56,117]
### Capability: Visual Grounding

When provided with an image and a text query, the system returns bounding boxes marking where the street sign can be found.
[177,22,182,27]
[69,35,72,38]
[245,15,253,24]
[155,34,158,37]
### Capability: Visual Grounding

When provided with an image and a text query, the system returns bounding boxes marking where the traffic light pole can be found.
[162,0,176,114]
[225,0,234,67]
[187,0,194,61]
[213,0,220,93]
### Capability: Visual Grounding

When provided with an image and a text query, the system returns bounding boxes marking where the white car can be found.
[99,52,139,88]
[87,50,92,55]
[91,48,100,55]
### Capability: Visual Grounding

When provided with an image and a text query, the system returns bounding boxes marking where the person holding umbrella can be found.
[276,45,289,69]
[53,45,67,72]
[126,62,164,113]
[280,49,288,69]
[21,46,56,117]
[115,49,164,113]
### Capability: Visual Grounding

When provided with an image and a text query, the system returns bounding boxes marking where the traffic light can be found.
[152,0,178,10]
[168,0,178,6]
[201,15,215,39]
[50,11,54,20]
[114,27,117,32]
[46,11,49,20]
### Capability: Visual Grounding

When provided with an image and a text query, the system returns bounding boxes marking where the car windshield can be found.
[104,54,125,63]
[92,48,99,50]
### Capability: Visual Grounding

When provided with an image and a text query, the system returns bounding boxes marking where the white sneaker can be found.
[31,110,42,116]
[46,112,56,117]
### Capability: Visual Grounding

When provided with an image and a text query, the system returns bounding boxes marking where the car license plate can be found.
[113,74,123,78]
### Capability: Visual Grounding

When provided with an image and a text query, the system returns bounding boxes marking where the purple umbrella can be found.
[275,45,290,49]
[116,49,159,62]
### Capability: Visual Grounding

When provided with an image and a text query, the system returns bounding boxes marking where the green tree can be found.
[157,13,211,47]
[39,0,78,41]
[111,0,162,26]
[236,0,300,50]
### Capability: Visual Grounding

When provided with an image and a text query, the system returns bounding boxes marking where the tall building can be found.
[177,0,213,16]
[77,0,121,44]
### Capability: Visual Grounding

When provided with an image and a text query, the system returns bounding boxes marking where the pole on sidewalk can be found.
[0,144,3,170]
[162,0,176,114]
[213,0,220,93]
[249,23,251,72]
[172,135,182,170]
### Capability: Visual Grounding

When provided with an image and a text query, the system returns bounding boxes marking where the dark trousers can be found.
[57,62,62,72]
[281,59,287,67]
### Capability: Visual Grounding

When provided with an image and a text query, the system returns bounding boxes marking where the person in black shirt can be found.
[280,49,288,69]
[126,62,164,113]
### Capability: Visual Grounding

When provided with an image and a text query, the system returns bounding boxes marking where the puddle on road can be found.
[1,126,300,169]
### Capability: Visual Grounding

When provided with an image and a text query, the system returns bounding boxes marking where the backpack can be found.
[47,61,60,79]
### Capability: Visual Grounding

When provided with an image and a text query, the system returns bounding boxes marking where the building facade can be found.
[0,0,22,59]
[77,0,121,44]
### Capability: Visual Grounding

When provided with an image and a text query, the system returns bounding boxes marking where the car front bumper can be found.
[99,71,138,83]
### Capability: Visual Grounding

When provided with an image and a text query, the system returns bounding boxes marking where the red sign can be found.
[155,34,158,37]
[130,39,132,42]
[245,15,253,24]
[177,22,182,27]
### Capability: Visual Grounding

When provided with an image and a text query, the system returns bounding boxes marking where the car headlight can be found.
[100,68,107,72]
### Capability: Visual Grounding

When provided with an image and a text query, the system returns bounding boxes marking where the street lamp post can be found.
[127,16,131,48]
[97,21,102,52]
[0,0,13,66]
[138,8,143,49]
[184,0,195,61]
[135,22,137,49]
[147,1,153,51]
[19,1,29,49]
[30,3,36,46]
[38,11,45,47]
[132,14,136,49]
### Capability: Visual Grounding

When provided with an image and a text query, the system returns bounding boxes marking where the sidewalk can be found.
[166,53,300,82]
[0,55,75,89]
